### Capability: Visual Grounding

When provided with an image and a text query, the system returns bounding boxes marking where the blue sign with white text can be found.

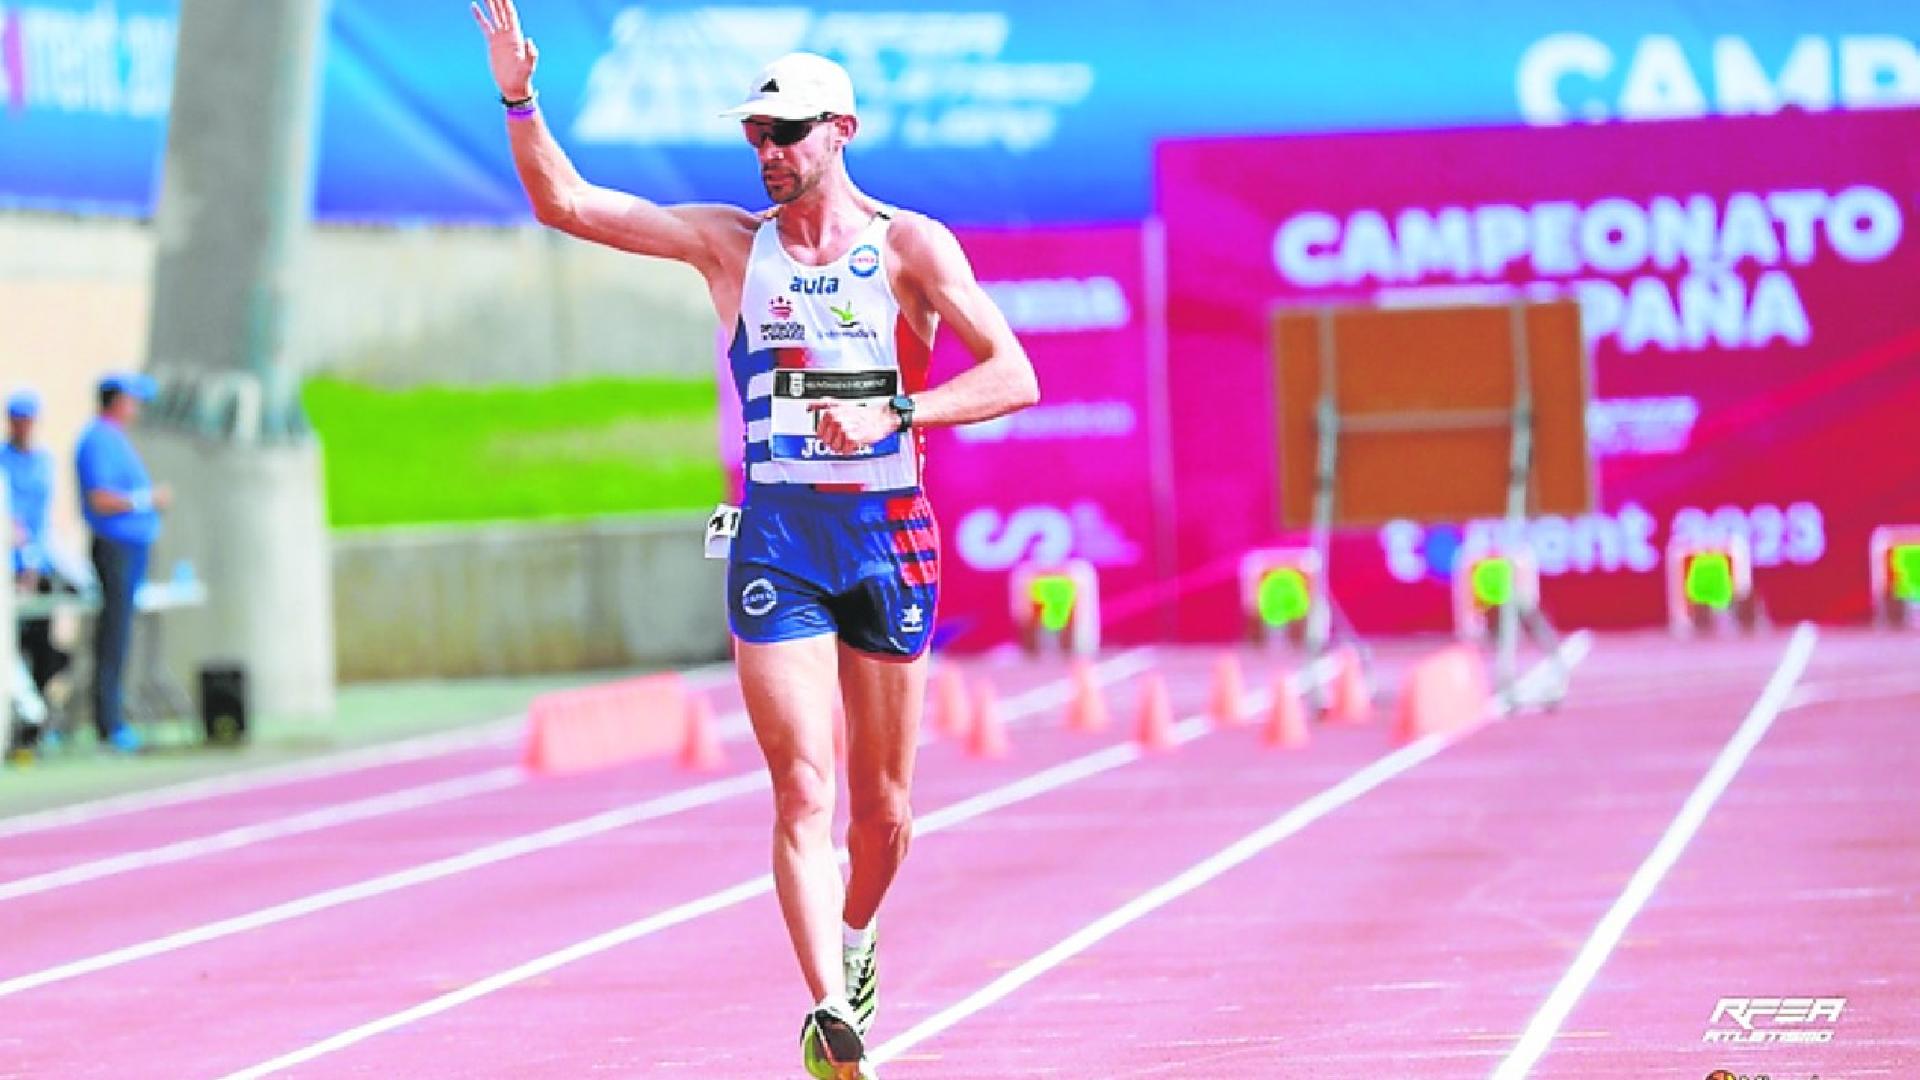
[3,1,1918,224]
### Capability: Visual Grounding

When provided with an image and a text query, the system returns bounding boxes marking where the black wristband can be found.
[500,91,536,109]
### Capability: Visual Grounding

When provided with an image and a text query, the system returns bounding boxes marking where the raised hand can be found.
[470,0,538,99]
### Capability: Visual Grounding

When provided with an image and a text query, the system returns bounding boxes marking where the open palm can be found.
[470,0,538,99]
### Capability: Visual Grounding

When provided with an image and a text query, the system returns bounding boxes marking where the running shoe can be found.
[844,923,879,1037]
[799,999,875,1079]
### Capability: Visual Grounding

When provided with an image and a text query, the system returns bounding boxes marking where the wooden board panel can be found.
[1274,300,1593,528]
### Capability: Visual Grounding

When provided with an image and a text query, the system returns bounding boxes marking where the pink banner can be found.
[923,225,1163,648]
[1158,108,1920,633]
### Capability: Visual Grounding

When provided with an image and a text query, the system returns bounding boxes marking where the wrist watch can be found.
[888,394,916,431]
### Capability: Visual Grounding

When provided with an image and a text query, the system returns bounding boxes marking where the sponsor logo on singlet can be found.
[761,294,806,341]
[822,301,879,340]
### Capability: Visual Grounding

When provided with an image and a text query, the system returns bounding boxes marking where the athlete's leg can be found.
[738,635,848,1005]
[838,643,927,929]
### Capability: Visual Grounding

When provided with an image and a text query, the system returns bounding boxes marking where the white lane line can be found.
[0,772,769,1001]
[0,652,1152,1002]
[872,736,1452,1063]
[1487,623,1818,1080]
[0,718,523,840]
[0,767,525,903]
[210,652,1256,1080]
[0,662,741,841]
[871,633,1592,1065]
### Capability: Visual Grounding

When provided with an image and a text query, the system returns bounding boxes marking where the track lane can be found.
[0,656,1156,1078]
[228,650,1415,1077]
[1538,630,1920,1079]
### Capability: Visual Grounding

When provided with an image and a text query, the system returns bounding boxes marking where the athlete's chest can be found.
[742,239,894,356]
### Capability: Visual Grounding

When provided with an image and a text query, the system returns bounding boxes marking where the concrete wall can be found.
[1,209,715,575]
[329,515,729,681]
[0,211,715,396]
[4,212,725,686]
[294,223,716,386]
[144,430,337,717]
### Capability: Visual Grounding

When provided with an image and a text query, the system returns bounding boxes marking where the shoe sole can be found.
[813,1010,866,1077]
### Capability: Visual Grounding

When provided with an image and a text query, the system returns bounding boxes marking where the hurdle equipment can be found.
[1239,548,1319,647]
[1869,525,1920,628]
[1450,537,1567,705]
[1665,532,1758,635]
[1452,541,1540,641]
[1010,558,1101,657]
[1272,298,1588,716]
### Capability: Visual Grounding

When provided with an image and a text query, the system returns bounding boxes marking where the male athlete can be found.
[474,3,1038,1076]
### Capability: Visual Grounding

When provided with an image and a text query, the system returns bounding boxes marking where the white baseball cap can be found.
[721,52,857,120]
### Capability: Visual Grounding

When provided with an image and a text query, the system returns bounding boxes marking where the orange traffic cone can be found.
[969,678,1010,759]
[1328,647,1373,724]
[1136,672,1179,752]
[1392,646,1490,745]
[1066,657,1110,733]
[1262,672,1311,750]
[1209,653,1247,727]
[934,667,973,741]
[680,691,727,771]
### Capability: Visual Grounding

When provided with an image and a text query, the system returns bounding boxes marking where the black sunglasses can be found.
[743,113,836,148]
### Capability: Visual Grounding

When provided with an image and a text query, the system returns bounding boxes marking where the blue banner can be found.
[4,1,1919,224]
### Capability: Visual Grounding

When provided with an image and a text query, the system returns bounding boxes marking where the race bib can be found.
[768,369,903,462]
[704,503,741,560]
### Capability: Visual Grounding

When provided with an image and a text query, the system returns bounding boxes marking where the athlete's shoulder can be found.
[880,209,963,272]
[689,202,771,248]
[879,206,945,242]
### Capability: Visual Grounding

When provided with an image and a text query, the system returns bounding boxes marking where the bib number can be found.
[769,369,902,462]
[704,503,741,560]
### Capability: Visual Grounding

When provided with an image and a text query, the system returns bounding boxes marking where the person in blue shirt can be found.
[75,373,169,753]
[5,389,70,745]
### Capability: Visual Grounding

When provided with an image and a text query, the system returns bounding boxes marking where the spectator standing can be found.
[75,373,168,753]
[4,389,69,751]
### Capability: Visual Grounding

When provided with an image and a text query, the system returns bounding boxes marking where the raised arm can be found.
[471,0,752,269]
[890,215,1040,427]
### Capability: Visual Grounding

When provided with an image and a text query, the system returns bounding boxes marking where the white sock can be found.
[815,992,851,1013]
[842,920,875,952]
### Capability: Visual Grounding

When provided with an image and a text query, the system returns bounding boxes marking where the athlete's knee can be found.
[847,787,913,850]
[770,764,835,836]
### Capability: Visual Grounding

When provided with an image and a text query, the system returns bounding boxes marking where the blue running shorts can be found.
[727,485,940,659]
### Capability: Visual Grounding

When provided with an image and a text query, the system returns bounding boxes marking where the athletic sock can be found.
[842,920,875,952]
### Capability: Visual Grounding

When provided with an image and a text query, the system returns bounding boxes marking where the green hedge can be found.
[304,377,724,528]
